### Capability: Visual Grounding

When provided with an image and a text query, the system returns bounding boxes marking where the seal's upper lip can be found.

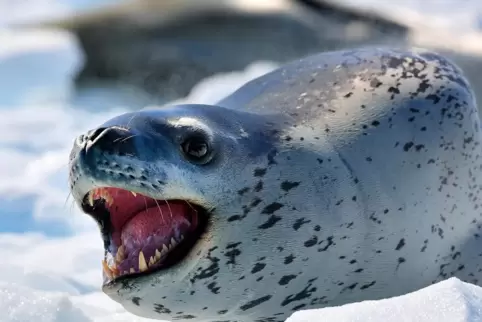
[80,187,206,284]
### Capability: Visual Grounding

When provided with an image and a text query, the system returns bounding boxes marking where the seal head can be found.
[69,48,482,322]
[69,104,291,321]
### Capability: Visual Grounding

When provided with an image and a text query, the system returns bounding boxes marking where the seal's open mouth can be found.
[80,188,207,283]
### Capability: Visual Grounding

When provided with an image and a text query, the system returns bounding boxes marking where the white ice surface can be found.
[288,278,482,322]
[2,2,482,322]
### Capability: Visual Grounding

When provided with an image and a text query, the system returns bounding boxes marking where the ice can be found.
[288,277,482,322]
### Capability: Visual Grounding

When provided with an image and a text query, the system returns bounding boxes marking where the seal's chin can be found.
[80,187,207,284]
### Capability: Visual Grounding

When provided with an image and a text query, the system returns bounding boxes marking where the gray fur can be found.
[69,47,482,322]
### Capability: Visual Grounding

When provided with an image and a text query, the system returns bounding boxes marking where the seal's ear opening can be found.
[80,187,209,283]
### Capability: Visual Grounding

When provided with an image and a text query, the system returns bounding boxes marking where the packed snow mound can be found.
[0,281,89,322]
[288,277,482,322]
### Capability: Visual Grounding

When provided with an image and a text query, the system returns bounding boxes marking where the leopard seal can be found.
[68,47,482,322]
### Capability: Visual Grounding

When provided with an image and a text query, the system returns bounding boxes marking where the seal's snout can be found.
[83,126,138,157]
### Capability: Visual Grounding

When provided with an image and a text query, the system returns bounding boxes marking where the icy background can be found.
[2,1,482,321]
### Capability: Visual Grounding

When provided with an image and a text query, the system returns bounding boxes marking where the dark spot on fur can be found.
[426,94,440,104]
[251,262,266,274]
[225,242,242,265]
[360,281,376,290]
[207,282,220,294]
[154,304,171,314]
[254,181,263,192]
[403,142,414,151]
[132,297,140,306]
[279,275,297,286]
[254,168,267,177]
[238,187,250,195]
[293,218,311,231]
[370,78,382,88]
[281,181,300,192]
[258,215,282,229]
[190,247,220,283]
[228,215,244,222]
[240,295,272,311]
[281,279,317,306]
[284,254,295,264]
[262,202,284,214]
[415,144,425,151]
[304,236,318,247]
[395,238,405,250]
[397,257,406,270]
[174,315,196,319]
[341,283,358,293]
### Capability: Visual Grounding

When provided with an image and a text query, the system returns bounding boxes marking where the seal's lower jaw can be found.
[80,187,208,285]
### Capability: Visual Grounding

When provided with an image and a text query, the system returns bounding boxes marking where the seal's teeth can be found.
[102,260,113,279]
[131,191,137,197]
[155,249,162,260]
[162,244,168,254]
[139,251,148,272]
[105,194,113,207]
[88,192,94,207]
[110,264,119,278]
[170,238,177,247]
[130,268,135,273]
[115,245,125,263]
[149,256,155,266]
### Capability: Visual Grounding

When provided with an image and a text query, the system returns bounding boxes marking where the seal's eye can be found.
[181,134,211,164]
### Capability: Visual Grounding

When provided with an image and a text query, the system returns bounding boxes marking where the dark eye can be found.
[181,135,211,164]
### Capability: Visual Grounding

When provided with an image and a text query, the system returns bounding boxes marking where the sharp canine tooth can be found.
[102,260,113,279]
[155,249,161,260]
[131,191,137,197]
[106,195,113,206]
[116,245,125,263]
[88,192,94,207]
[162,244,168,253]
[138,251,148,272]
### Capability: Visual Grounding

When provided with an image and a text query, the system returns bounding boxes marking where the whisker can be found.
[154,199,165,224]
[126,113,138,128]
[119,134,138,143]
[185,200,197,213]
[112,134,138,144]
[165,199,173,219]
[143,196,148,213]
[63,191,72,208]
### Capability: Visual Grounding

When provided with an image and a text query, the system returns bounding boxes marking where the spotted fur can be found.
[69,47,482,322]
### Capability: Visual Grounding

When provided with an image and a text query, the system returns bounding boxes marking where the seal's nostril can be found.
[87,127,137,156]
[87,127,108,142]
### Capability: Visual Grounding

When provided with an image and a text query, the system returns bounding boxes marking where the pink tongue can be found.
[120,203,191,249]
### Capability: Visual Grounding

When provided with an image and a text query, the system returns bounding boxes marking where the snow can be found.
[2,1,482,321]
[288,278,482,322]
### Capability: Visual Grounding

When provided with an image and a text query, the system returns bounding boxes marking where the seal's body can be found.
[69,48,482,322]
